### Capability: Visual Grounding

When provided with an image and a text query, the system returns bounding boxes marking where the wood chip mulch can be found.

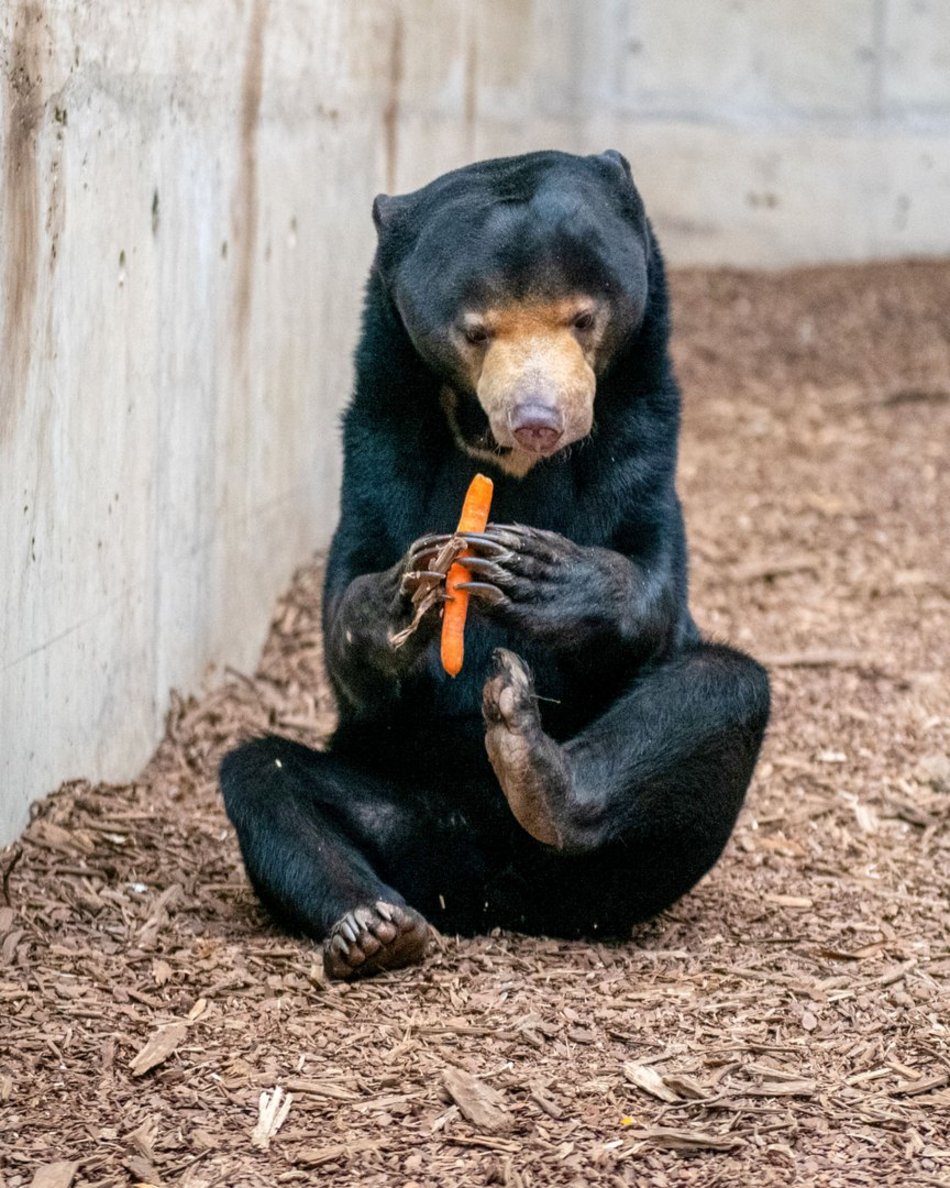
[2,260,948,1188]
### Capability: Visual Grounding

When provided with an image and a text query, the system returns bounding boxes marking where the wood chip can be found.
[26,822,94,856]
[763,893,814,909]
[623,1062,680,1103]
[186,997,208,1021]
[127,1118,159,1161]
[730,555,819,582]
[624,1127,747,1152]
[250,1086,293,1150]
[282,1078,360,1100]
[294,1138,382,1166]
[123,1153,162,1186]
[128,1021,187,1077]
[743,1080,817,1097]
[29,1165,80,1188]
[891,1073,950,1098]
[137,884,182,948]
[528,1083,566,1119]
[759,650,871,670]
[442,1066,512,1132]
[661,1073,708,1100]
[447,1135,522,1154]
[151,959,173,986]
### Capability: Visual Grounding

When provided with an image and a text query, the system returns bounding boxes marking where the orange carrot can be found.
[441,473,494,677]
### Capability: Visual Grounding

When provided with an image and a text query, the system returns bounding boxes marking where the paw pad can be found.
[323,901,429,981]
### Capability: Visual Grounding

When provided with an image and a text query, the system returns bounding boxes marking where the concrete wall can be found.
[583,0,950,264]
[2,0,948,842]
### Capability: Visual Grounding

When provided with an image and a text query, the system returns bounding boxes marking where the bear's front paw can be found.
[389,533,466,649]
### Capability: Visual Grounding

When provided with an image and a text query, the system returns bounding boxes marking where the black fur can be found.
[221,150,770,948]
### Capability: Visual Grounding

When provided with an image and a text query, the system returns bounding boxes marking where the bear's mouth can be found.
[440,387,543,479]
[447,387,501,452]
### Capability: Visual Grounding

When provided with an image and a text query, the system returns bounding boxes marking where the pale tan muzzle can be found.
[460,301,598,476]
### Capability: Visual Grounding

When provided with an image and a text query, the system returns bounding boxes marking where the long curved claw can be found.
[458,531,516,557]
[337,918,358,944]
[456,581,507,606]
[461,556,511,584]
[408,533,454,564]
[411,531,453,551]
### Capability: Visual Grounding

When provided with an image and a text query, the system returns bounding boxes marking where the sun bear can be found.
[220,150,770,978]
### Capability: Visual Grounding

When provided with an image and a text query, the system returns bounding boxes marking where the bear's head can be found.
[372,150,653,477]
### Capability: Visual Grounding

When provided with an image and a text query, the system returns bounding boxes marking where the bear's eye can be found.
[463,325,491,346]
[573,311,596,332]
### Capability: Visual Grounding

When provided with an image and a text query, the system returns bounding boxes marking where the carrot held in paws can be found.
[441,473,494,677]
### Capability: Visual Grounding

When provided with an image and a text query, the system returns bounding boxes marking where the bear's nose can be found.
[509,403,564,453]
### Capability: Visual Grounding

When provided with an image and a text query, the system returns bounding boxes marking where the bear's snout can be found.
[508,402,565,454]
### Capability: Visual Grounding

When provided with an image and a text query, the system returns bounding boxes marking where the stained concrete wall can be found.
[2,0,948,842]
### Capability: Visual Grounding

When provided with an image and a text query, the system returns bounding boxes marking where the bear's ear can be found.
[372,193,393,232]
[372,193,410,237]
[596,149,633,183]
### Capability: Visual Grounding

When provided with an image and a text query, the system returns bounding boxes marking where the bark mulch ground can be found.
[2,260,948,1188]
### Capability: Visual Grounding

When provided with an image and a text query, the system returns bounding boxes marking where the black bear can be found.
[221,150,770,979]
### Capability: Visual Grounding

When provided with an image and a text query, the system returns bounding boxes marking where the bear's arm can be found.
[321,468,437,719]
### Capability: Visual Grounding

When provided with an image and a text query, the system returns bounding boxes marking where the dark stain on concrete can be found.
[382,11,403,195]
[231,0,267,350]
[46,93,67,278]
[464,30,478,155]
[1,3,45,441]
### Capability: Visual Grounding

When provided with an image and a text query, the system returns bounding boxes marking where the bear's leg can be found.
[220,736,433,978]
[482,649,572,847]
[482,642,770,931]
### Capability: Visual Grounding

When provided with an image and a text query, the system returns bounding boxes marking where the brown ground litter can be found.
[2,260,948,1188]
